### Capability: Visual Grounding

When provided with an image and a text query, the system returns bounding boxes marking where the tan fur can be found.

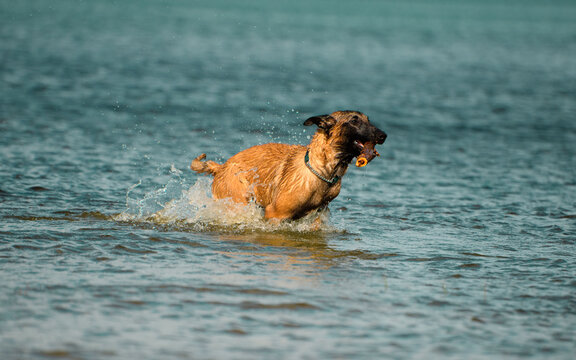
[190,111,384,222]
[190,153,222,175]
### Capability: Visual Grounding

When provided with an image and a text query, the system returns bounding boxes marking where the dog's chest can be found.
[327,183,342,202]
[311,183,341,207]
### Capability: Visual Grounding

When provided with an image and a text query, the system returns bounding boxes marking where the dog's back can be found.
[192,143,306,206]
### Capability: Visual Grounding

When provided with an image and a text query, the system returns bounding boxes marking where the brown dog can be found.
[190,110,387,222]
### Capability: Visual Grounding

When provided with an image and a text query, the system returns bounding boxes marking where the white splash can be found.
[115,175,333,233]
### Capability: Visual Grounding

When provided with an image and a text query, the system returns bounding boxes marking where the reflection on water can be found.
[113,175,400,280]
[114,177,396,279]
[217,231,398,278]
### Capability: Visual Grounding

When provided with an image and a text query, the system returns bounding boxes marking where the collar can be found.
[304,150,340,185]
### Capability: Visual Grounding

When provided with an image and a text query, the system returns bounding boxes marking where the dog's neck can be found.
[306,132,350,182]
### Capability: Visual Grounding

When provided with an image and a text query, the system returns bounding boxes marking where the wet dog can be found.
[191,110,387,222]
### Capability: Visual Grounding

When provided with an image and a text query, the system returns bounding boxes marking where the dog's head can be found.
[304,110,387,166]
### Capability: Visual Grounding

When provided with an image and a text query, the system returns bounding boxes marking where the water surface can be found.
[1,0,576,359]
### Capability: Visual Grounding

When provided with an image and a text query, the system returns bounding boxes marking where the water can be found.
[1,0,576,358]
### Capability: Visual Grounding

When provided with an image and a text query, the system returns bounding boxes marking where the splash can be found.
[114,169,334,234]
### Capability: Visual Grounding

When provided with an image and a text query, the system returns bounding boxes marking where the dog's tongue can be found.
[355,141,380,167]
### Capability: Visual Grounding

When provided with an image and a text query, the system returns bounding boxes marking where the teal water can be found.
[1,0,576,359]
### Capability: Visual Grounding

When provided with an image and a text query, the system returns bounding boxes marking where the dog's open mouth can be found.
[353,140,380,167]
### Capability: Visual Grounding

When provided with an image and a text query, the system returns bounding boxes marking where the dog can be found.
[190,110,387,222]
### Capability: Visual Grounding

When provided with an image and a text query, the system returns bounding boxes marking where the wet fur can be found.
[190,111,386,222]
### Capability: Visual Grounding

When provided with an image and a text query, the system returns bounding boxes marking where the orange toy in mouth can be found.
[356,157,368,167]
[354,141,380,167]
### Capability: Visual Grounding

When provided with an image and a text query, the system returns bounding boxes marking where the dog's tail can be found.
[190,154,222,176]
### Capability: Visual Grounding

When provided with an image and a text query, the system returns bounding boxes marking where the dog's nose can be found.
[375,129,387,144]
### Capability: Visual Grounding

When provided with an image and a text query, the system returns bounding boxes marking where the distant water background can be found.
[1,0,575,359]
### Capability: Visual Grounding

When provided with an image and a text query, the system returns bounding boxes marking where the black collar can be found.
[304,150,340,185]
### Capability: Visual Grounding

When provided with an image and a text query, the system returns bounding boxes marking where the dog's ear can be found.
[303,115,336,130]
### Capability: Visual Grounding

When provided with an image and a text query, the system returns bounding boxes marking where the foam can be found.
[115,173,334,234]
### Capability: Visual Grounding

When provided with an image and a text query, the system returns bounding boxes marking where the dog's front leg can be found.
[310,207,329,230]
[264,204,293,223]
